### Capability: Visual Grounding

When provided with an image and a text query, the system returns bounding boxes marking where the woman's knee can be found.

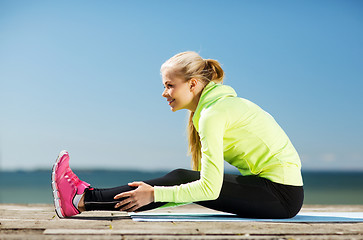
[165,168,189,177]
[164,168,200,184]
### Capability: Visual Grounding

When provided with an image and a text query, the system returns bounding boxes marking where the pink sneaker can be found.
[51,150,90,218]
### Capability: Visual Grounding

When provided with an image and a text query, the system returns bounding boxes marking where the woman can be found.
[52,51,304,219]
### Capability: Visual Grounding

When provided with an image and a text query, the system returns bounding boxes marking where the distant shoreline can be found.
[1,169,362,205]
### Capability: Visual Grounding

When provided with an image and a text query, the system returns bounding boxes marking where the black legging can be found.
[84,168,304,219]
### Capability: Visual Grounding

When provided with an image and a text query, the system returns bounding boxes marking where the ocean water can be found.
[0,170,362,205]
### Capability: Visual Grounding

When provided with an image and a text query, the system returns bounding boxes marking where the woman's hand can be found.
[114,182,154,212]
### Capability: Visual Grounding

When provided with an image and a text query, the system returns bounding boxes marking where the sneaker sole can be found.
[51,150,68,218]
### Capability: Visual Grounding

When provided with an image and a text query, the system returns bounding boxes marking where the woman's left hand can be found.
[114,182,154,212]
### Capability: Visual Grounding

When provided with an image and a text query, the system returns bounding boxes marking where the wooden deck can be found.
[1,203,363,239]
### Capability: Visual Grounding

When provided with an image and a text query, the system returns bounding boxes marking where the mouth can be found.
[168,99,175,105]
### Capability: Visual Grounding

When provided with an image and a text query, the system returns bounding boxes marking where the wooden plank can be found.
[1,204,363,240]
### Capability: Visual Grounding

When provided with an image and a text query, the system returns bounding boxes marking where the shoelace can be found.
[64,168,81,186]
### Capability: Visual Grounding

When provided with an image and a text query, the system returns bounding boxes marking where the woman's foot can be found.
[51,150,90,218]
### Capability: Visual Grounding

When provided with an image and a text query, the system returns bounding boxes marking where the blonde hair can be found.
[160,51,224,170]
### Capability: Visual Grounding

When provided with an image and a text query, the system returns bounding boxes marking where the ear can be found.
[189,78,198,91]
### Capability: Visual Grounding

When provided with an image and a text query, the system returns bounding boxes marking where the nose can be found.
[162,88,168,98]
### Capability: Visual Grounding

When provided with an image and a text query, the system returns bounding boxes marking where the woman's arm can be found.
[113,108,227,211]
[154,109,227,203]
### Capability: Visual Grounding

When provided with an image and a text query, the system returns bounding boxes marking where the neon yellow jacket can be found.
[154,81,303,203]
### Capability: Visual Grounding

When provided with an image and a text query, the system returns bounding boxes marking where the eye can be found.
[163,84,174,89]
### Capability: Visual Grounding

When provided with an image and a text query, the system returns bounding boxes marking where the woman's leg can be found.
[84,169,200,212]
[84,168,303,219]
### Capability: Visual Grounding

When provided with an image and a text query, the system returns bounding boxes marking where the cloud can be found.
[321,153,337,162]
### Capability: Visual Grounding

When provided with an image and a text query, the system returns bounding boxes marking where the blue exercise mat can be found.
[129,212,363,222]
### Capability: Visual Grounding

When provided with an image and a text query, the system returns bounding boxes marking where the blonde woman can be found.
[52,51,304,219]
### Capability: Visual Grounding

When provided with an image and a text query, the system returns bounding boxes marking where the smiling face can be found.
[161,70,196,112]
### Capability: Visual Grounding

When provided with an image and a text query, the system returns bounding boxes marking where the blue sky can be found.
[0,0,362,171]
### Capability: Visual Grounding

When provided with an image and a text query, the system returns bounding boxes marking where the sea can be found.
[0,170,362,205]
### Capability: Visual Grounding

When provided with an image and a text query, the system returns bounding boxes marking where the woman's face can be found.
[162,71,195,112]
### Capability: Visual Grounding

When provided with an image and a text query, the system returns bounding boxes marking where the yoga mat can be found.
[129,212,363,222]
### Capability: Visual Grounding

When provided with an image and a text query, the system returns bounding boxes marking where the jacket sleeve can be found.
[154,109,226,203]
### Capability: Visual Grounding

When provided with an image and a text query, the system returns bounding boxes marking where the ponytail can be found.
[204,59,224,84]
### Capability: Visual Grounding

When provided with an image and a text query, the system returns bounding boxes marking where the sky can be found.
[0,0,362,171]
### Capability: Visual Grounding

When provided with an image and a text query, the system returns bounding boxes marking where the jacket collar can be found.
[192,81,237,131]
